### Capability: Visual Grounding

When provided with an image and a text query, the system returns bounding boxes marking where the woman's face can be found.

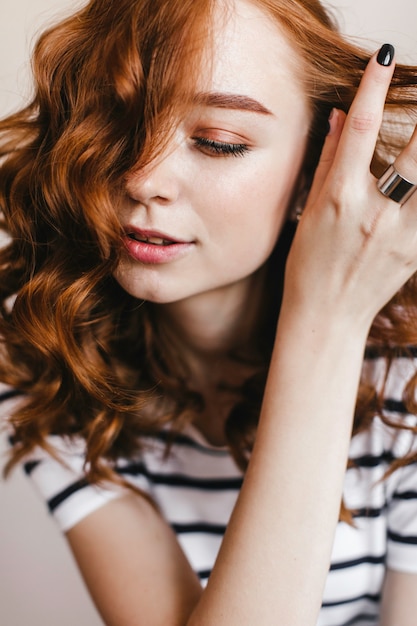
[114,0,311,305]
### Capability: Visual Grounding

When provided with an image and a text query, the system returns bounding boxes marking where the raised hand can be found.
[284,44,417,332]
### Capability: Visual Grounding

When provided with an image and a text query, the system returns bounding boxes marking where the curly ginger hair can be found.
[1,0,417,520]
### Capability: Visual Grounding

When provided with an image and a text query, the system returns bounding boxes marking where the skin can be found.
[114,0,312,444]
[67,0,417,624]
[114,0,311,323]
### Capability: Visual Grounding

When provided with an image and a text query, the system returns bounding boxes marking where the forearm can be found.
[189,47,417,624]
[189,308,369,625]
[65,306,369,626]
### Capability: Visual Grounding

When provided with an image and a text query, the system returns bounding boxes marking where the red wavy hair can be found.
[1,0,417,521]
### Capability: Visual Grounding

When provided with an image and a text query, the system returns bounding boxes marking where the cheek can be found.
[253,140,307,219]
[220,157,300,228]
[217,158,302,263]
[204,177,288,273]
[193,133,307,254]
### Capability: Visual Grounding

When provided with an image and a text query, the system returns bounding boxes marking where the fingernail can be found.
[377,43,395,66]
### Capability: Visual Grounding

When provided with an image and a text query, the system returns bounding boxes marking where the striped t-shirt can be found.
[2,352,417,626]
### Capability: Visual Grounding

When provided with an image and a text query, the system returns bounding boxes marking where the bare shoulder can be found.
[66,492,202,626]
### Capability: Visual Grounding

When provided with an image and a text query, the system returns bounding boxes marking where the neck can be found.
[149,269,268,447]
[156,268,266,359]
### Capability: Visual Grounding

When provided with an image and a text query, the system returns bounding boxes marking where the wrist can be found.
[277,296,372,351]
[270,301,369,423]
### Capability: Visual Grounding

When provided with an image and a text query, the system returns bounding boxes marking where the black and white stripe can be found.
[2,353,417,625]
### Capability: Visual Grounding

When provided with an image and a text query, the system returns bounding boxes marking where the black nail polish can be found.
[377,43,395,66]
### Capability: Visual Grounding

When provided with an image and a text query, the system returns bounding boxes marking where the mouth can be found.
[124,227,186,246]
[122,226,194,265]
[126,232,175,246]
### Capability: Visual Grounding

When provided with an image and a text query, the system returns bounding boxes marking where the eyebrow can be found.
[194,91,274,116]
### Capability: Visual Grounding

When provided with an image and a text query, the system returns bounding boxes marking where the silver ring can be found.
[377,164,417,205]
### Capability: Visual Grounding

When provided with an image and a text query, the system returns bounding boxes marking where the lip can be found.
[122,226,195,265]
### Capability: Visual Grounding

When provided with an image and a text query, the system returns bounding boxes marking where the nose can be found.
[125,144,182,206]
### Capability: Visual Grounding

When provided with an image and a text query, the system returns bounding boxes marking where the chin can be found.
[113,272,184,304]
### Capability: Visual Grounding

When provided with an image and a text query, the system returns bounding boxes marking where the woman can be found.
[1,0,417,623]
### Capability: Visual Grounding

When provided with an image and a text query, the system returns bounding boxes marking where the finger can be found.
[335,44,396,176]
[376,124,417,217]
[392,124,417,224]
[306,109,345,209]
[393,123,417,184]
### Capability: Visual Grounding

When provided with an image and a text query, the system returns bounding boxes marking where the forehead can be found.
[199,0,308,112]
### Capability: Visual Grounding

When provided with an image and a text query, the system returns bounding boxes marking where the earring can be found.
[290,205,304,222]
[289,172,309,223]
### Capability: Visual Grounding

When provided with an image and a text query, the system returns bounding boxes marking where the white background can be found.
[1,1,416,625]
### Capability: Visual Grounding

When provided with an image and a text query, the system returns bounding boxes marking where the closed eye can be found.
[192,136,250,157]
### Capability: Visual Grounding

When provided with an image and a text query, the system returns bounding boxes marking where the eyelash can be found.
[192,136,250,158]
